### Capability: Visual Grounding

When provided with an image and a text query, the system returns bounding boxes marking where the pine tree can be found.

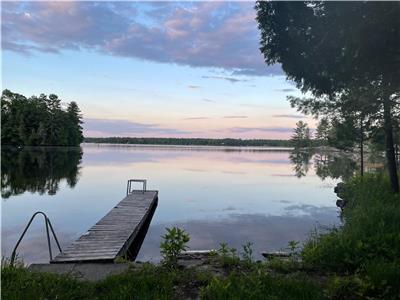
[291,121,311,148]
[315,118,330,145]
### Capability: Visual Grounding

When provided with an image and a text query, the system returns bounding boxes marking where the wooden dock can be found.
[52,182,158,263]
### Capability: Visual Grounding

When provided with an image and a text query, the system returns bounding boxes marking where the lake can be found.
[2,144,349,264]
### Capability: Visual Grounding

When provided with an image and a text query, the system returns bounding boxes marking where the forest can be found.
[84,137,296,147]
[1,89,83,146]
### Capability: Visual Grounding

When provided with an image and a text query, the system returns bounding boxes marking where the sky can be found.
[2,1,315,139]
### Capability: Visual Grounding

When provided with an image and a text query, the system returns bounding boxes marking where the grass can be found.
[2,256,323,299]
[2,174,399,299]
[201,271,323,300]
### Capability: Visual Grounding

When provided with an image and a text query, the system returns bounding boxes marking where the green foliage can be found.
[1,262,94,300]
[291,121,311,148]
[96,264,175,299]
[256,1,400,192]
[1,90,83,146]
[160,227,190,267]
[302,174,400,298]
[217,242,240,267]
[265,257,298,274]
[326,262,400,300]
[256,1,400,96]
[2,262,208,300]
[2,260,327,300]
[201,270,324,300]
[241,242,253,263]
[315,118,330,145]
[218,242,229,257]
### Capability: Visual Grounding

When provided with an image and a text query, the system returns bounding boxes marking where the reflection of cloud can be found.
[278,200,291,204]
[188,85,201,89]
[137,211,339,262]
[3,2,282,76]
[273,114,305,119]
[83,118,191,137]
[222,206,236,211]
[284,204,337,216]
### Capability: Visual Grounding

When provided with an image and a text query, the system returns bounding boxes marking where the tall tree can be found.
[67,101,84,146]
[315,118,330,145]
[291,121,311,148]
[256,1,400,192]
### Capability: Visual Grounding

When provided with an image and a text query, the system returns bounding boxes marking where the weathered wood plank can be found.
[52,190,158,263]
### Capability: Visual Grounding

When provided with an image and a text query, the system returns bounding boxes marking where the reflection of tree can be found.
[289,148,314,178]
[313,151,357,181]
[1,147,82,199]
[290,148,358,180]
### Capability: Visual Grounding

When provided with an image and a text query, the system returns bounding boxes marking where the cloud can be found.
[187,85,201,89]
[202,75,248,83]
[183,116,248,120]
[229,127,293,133]
[2,2,283,76]
[202,98,215,103]
[183,117,210,120]
[83,118,191,136]
[223,116,248,119]
[273,114,305,119]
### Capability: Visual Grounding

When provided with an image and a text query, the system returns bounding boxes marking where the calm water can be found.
[2,144,350,264]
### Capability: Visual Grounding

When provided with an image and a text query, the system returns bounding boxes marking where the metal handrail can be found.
[10,211,62,265]
[127,179,147,195]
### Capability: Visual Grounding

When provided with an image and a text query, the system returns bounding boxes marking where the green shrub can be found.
[160,227,190,267]
[216,242,240,267]
[302,174,400,298]
[241,242,254,263]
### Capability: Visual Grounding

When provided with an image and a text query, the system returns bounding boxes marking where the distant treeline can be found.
[84,137,298,147]
[1,90,83,146]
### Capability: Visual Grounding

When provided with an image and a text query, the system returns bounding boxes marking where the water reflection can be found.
[313,151,357,181]
[289,149,313,178]
[290,148,357,180]
[2,145,345,264]
[137,206,339,262]
[1,147,82,198]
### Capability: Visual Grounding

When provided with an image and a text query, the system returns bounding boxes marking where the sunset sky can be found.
[2,1,315,139]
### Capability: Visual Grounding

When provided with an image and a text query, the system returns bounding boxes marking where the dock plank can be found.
[52,190,158,263]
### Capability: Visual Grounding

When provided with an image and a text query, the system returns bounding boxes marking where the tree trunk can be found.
[360,118,364,177]
[383,91,399,193]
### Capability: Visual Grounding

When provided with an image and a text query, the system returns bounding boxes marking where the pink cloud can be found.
[2,2,282,76]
